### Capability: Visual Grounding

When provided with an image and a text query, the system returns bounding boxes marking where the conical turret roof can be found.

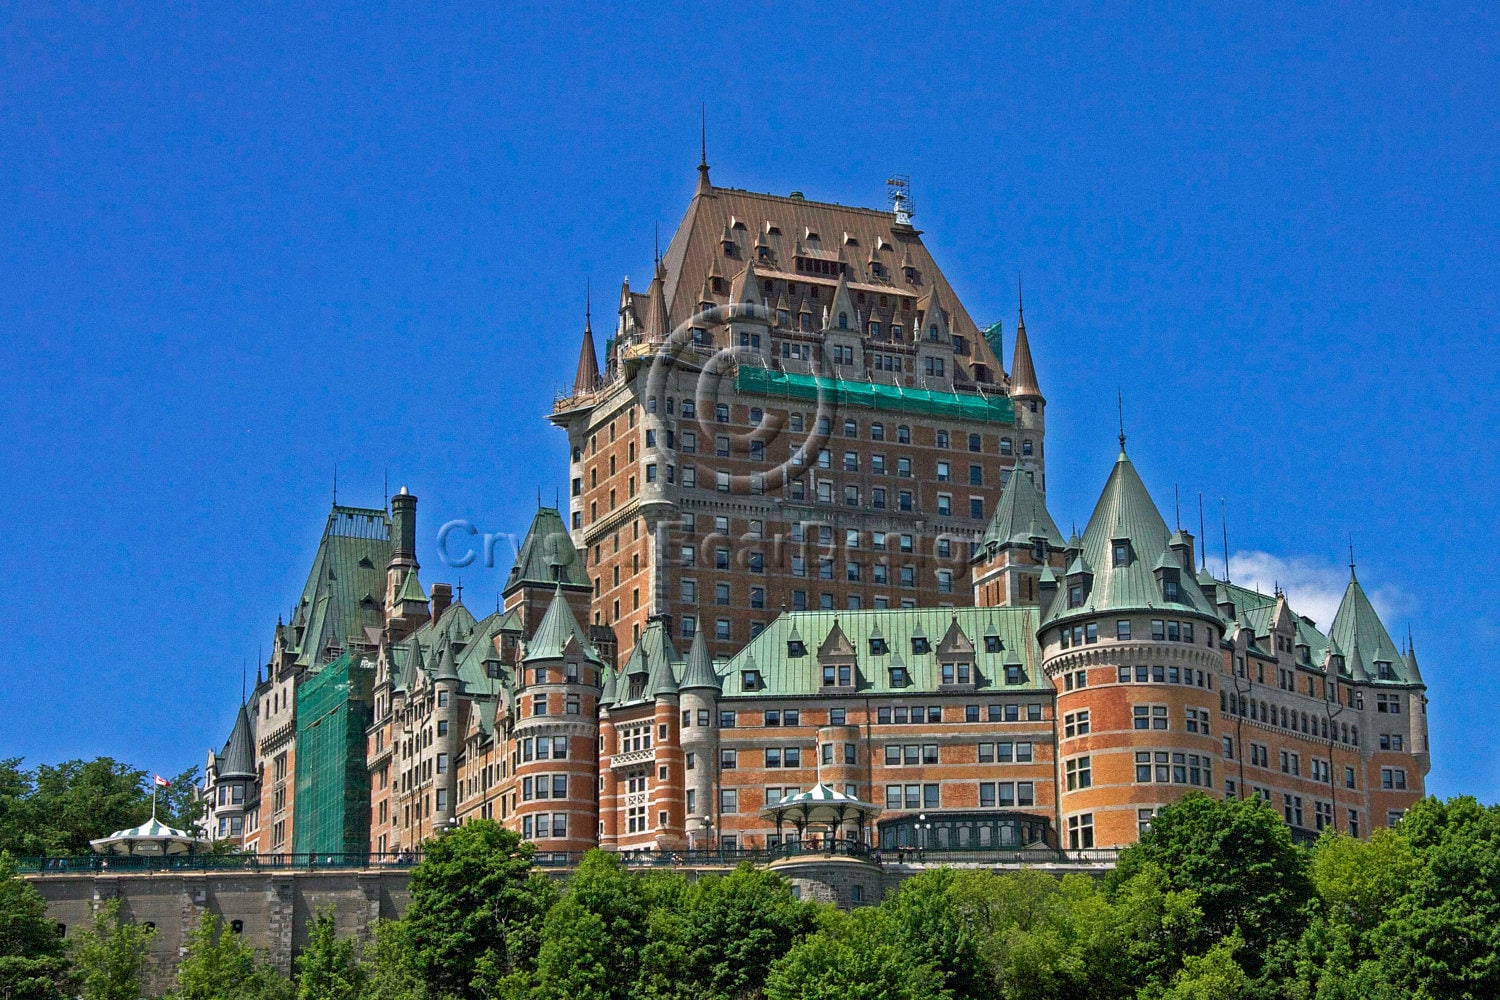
[524,585,602,664]
[434,639,461,682]
[680,630,720,691]
[573,312,600,395]
[1330,569,1407,681]
[1044,447,1214,625]
[1010,293,1042,400]
[217,703,256,779]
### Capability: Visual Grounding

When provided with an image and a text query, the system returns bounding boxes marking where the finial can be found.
[383,469,389,511]
[1221,498,1230,582]
[1198,492,1207,572]
[456,577,463,602]
[332,463,338,505]
[585,279,592,331]
[1348,536,1356,580]
[700,103,708,169]
[1117,391,1126,452]
[1174,483,1180,531]
[1017,273,1024,322]
[241,659,247,703]
[537,487,542,508]
[654,222,660,269]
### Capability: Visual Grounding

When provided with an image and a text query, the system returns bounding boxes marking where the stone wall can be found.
[27,856,1112,991]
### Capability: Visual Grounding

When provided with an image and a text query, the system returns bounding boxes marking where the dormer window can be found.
[911,636,931,655]
[869,637,889,655]
[1163,579,1179,602]
[787,639,807,658]
[889,666,909,687]
[1069,584,1085,608]
[1376,661,1394,680]
[742,670,763,691]
[1033,540,1046,562]
[838,312,849,330]
[984,635,1001,653]
[1113,543,1130,567]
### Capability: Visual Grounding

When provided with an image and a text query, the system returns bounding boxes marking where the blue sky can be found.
[2,5,1495,800]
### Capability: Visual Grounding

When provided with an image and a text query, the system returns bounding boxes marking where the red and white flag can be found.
[153,774,171,788]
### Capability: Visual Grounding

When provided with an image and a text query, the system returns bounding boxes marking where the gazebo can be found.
[760,783,882,851]
[90,816,210,857]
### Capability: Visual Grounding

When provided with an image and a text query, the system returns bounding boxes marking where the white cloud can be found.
[1226,551,1411,633]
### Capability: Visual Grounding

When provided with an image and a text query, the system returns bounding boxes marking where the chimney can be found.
[430,583,453,623]
[390,488,417,561]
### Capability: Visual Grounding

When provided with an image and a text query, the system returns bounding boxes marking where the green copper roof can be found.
[1043,449,1216,626]
[288,505,392,669]
[1331,571,1410,683]
[504,507,587,594]
[455,609,516,695]
[523,586,603,665]
[735,366,1016,424]
[978,466,1064,550]
[720,607,1044,698]
[396,566,426,605]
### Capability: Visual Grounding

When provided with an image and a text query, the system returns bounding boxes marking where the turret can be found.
[678,631,721,847]
[385,488,428,637]
[573,303,600,396]
[431,640,461,828]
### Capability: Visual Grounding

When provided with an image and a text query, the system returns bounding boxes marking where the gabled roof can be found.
[1044,448,1216,626]
[1331,570,1410,683]
[504,507,587,594]
[979,467,1064,550]
[217,703,256,780]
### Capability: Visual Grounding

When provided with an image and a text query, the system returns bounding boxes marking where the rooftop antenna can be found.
[887,175,914,226]
[1198,492,1207,572]
[1220,498,1230,582]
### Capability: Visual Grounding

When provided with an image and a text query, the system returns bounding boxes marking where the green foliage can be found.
[1111,793,1313,969]
[1142,933,1252,1000]
[70,897,155,1000]
[0,757,203,856]
[765,906,950,1000]
[296,909,362,1000]
[0,851,70,999]
[171,910,291,1000]
[403,819,557,1000]
[357,919,424,1000]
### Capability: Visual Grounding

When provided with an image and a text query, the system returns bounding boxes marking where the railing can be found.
[14,852,423,875]
[17,844,1121,876]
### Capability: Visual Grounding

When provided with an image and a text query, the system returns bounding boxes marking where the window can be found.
[1117,620,1131,640]
[1065,756,1092,790]
[1064,710,1090,738]
[1381,768,1408,790]
[1133,705,1169,730]
[1067,814,1094,850]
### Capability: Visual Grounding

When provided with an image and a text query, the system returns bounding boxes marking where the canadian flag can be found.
[153,775,171,788]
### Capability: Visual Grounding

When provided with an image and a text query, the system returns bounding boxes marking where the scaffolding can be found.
[292,653,374,856]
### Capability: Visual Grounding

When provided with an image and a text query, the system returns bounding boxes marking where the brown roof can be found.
[631,179,1005,379]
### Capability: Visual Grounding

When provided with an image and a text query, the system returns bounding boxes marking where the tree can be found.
[1374,797,1500,999]
[403,820,556,1000]
[1142,933,1253,1000]
[530,851,648,1000]
[296,909,362,1000]
[881,868,992,999]
[0,851,69,1000]
[27,759,152,856]
[70,897,155,1000]
[1109,793,1313,968]
[357,919,424,1000]
[766,906,950,1000]
[172,910,291,1000]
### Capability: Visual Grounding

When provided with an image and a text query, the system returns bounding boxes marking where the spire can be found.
[644,251,670,341]
[573,286,600,395]
[1117,391,1126,453]
[680,630,721,691]
[434,639,460,682]
[524,584,602,664]
[980,464,1064,549]
[218,703,256,779]
[696,103,712,194]
[1009,283,1042,401]
[1330,568,1405,678]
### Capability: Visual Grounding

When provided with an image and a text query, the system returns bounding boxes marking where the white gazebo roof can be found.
[759,782,882,826]
[90,816,210,857]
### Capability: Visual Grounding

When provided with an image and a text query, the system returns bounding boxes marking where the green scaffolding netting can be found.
[292,653,374,856]
[735,366,1016,424]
